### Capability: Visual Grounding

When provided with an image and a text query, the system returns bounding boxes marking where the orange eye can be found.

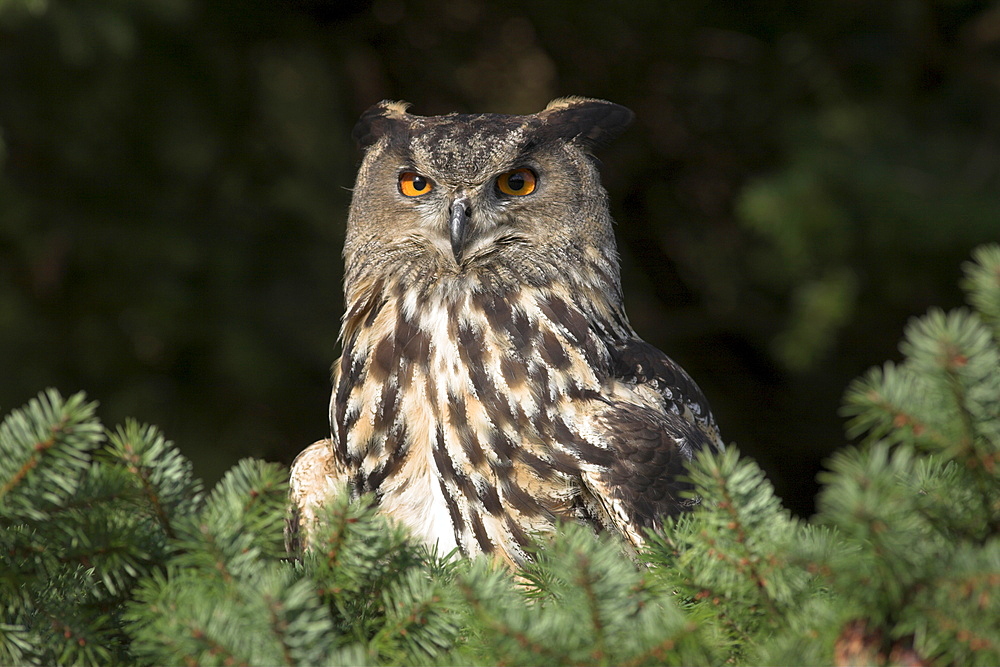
[399,171,433,197]
[496,168,537,196]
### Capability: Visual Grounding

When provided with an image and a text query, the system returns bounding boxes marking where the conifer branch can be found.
[692,582,757,645]
[576,553,610,664]
[619,634,679,667]
[120,438,178,540]
[455,574,561,663]
[928,609,997,656]
[0,427,59,500]
[713,471,782,619]
[184,620,248,667]
[263,593,296,667]
[0,390,100,506]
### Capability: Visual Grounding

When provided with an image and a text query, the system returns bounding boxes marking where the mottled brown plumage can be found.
[289,97,722,565]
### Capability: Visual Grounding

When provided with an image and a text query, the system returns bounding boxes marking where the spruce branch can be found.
[105,420,203,541]
[456,524,716,667]
[264,591,296,667]
[842,297,1000,541]
[841,363,944,447]
[905,540,1000,666]
[165,458,288,586]
[455,563,562,664]
[816,444,945,617]
[0,622,35,667]
[649,446,814,646]
[962,243,1000,340]
[304,490,425,644]
[370,567,461,664]
[0,389,103,520]
[577,550,609,664]
[900,309,997,455]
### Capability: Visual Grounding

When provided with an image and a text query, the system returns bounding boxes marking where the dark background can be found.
[2,0,998,517]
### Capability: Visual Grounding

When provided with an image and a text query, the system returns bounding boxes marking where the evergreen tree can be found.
[2,244,998,666]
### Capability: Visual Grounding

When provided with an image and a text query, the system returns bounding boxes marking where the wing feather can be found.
[577,337,723,550]
[608,338,723,451]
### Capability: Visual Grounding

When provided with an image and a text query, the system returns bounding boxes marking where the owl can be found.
[289,97,723,566]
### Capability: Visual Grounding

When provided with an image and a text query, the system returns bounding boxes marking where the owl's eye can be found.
[399,172,433,197]
[496,168,537,196]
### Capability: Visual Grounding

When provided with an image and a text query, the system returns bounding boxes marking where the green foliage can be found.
[963,244,1000,343]
[125,460,339,667]
[467,523,718,666]
[0,392,193,665]
[2,245,999,665]
[646,446,823,660]
[302,491,460,664]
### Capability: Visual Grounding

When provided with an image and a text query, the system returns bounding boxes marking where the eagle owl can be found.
[289,97,723,566]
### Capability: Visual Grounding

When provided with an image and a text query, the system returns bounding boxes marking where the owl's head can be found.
[344,97,633,286]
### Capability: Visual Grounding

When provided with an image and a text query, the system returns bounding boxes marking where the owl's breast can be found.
[333,279,625,563]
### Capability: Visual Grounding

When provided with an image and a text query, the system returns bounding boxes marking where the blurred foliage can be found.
[2,0,999,514]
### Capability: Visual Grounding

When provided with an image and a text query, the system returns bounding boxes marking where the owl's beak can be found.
[448,195,471,264]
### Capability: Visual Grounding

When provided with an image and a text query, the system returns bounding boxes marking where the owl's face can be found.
[344,98,633,281]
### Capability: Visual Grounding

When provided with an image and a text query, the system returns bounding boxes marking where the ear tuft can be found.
[352,100,412,150]
[539,97,634,150]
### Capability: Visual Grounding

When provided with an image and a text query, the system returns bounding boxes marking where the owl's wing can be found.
[579,402,709,550]
[577,338,722,550]
[286,438,342,552]
[607,338,723,452]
